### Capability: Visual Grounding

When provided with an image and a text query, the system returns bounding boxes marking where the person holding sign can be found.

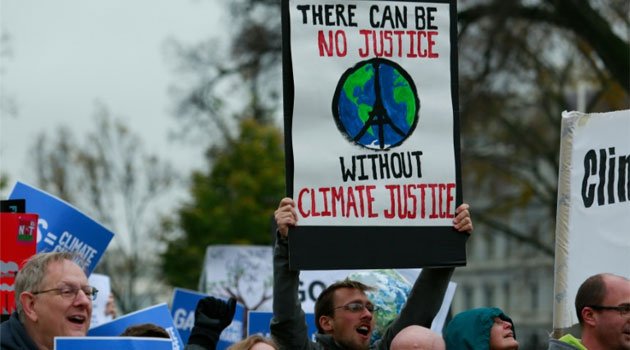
[0,252,94,350]
[548,273,630,350]
[271,198,472,350]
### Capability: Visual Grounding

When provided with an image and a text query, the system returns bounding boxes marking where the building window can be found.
[463,285,474,310]
[531,283,539,309]
[484,284,494,307]
[503,282,510,312]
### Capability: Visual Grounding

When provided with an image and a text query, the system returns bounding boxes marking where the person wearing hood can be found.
[444,307,518,350]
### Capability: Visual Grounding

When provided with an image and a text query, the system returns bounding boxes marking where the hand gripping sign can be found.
[282,0,465,270]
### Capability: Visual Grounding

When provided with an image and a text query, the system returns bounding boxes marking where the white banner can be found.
[553,109,630,329]
[288,0,458,227]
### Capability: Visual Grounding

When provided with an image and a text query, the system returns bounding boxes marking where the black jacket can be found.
[0,312,38,350]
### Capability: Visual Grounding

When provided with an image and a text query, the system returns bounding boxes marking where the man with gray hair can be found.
[1,252,96,350]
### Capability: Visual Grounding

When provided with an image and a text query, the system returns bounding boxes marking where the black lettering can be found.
[619,154,630,202]
[412,151,423,177]
[357,155,369,180]
[598,149,607,206]
[391,152,402,178]
[379,153,391,179]
[308,281,326,301]
[339,156,356,182]
[298,280,306,302]
[297,5,310,24]
[427,7,437,29]
[608,147,616,204]
[369,5,380,28]
[582,149,597,208]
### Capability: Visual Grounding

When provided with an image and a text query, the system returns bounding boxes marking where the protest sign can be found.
[9,181,114,275]
[552,109,630,331]
[200,245,455,335]
[282,0,464,270]
[170,288,245,348]
[88,303,184,349]
[55,337,172,350]
[88,273,113,328]
[0,212,38,316]
[248,311,317,340]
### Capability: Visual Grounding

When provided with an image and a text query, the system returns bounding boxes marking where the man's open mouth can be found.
[67,315,86,324]
[357,325,370,336]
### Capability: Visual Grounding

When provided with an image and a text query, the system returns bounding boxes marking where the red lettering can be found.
[384,185,397,219]
[383,30,393,57]
[439,183,446,218]
[346,187,358,217]
[428,31,438,58]
[297,188,310,217]
[310,189,321,216]
[394,30,404,57]
[446,183,455,218]
[406,30,417,58]
[331,186,345,217]
[335,30,347,56]
[428,184,438,218]
[418,184,427,218]
[319,187,332,216]
[355,185,366,217]
[417,31,427,57]
[406,184,417,219]
[366,185,378,218]
[318,30,333,56]
[359,29,370,57]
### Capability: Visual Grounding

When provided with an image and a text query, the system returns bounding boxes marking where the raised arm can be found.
[269,198,312,350]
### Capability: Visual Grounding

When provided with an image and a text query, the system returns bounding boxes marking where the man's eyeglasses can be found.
[32,285,99,301]
[586,304,630,318]
[333,302,378,314]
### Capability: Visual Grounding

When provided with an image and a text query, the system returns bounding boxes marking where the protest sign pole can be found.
[551,112,576,339]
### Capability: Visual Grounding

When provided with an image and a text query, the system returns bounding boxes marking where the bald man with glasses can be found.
[270,197,472,350]
[1,252,96,350]
[548,273,630,350]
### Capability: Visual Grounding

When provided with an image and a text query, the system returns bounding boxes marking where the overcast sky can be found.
[1,0,226,198]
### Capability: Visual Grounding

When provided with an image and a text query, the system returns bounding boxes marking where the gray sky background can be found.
[1,0,226,198]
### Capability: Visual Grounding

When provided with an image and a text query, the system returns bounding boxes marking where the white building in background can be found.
[451,228,555,350]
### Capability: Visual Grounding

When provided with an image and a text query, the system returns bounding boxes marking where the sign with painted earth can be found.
[282,0,464,269]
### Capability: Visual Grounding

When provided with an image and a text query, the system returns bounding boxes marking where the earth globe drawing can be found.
[346,269,412,344]
[332,58,420,150]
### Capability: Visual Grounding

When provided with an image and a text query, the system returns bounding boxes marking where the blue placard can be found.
[248,311,317,341]
[88,304,184,350]
[9,181,114,275]
[55,337,172,350]
[170,288,245,349]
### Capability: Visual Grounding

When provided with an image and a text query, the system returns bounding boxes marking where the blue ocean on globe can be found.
[336,60,417,150]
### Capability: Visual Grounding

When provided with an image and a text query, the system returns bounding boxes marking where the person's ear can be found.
[19,292,39,322]
[581,306,597,327]
[320,315,334,333]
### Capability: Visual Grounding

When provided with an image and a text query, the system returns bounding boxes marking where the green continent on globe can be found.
[393,71,417,126]
[342,64,376,136]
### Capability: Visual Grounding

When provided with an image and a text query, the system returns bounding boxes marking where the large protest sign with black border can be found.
[282,0,464,270]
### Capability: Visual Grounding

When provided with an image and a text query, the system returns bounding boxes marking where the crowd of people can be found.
[1,197,628,350]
